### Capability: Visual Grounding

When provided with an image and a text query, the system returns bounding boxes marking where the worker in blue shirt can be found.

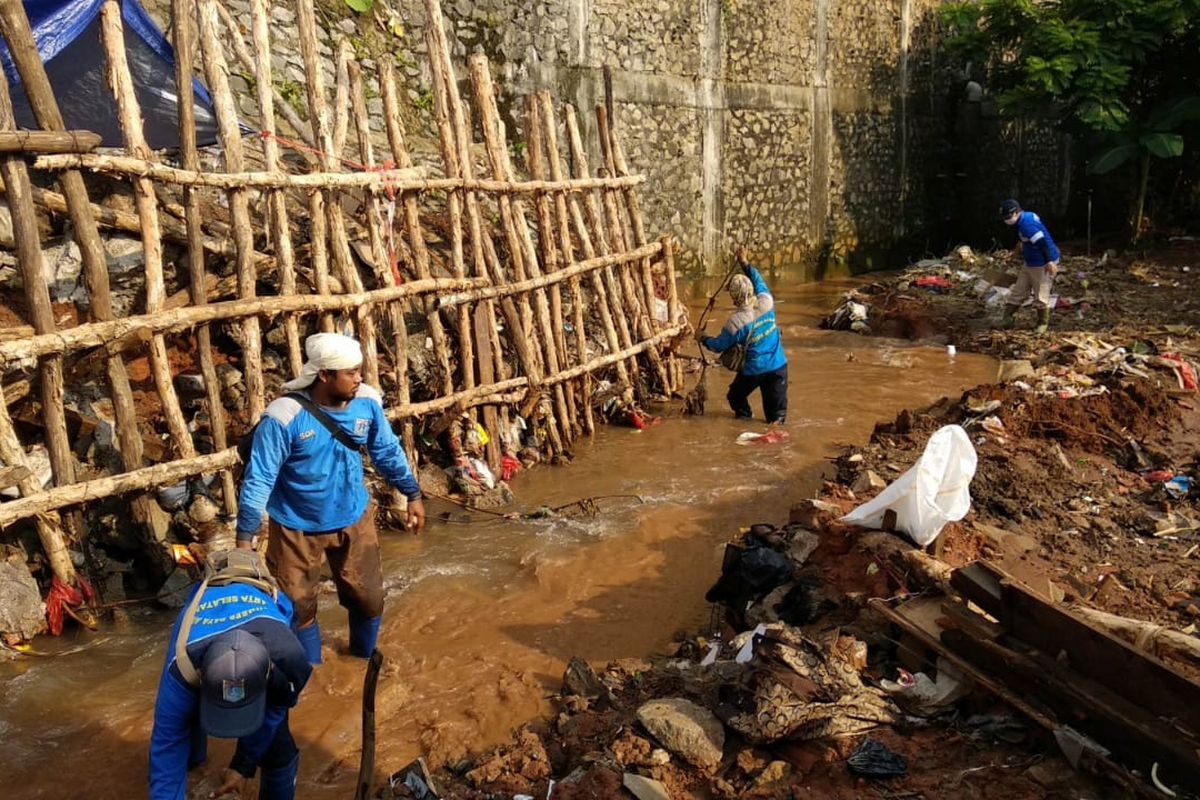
[237,333,425,665]
[1000,198,1060,333]
[698,248,789,424]
[149,550,312,800]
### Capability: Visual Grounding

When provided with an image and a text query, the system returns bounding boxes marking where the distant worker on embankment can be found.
[149,549,312,800]
[236,333,425,665]
[1000,198,1060,334]
[698,248,789,424]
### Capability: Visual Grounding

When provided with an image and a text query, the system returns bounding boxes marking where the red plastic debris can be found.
[45,575,95,636]
[500,454,522,482]
[1161,353,1198,392]
[913,276,952,289]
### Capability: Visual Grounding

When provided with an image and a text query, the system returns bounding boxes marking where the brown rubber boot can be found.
[999,305,1017,330]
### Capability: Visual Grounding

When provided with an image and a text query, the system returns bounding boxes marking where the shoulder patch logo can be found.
[354,418,370,437]
[298,429,316,442]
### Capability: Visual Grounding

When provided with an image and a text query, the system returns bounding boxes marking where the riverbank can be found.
[408,245,1200,800]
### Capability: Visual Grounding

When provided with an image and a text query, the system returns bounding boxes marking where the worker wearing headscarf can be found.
[237,333,424,664]
[698,250,789,423]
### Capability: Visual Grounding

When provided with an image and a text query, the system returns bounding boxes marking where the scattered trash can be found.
[1165,476,1192,498]
[913,276,952,291]
[388,757,439,799]
[735,429,790,446]
[879,658,973,716]
[840,425,978,546]
[846,738,908,778]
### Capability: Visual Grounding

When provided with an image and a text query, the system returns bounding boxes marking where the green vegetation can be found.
[940,0,1200,238]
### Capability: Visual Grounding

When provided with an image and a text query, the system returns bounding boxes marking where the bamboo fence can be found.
[0,0,688,585]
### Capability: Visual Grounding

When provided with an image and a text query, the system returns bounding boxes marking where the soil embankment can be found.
[408,245,1200,800]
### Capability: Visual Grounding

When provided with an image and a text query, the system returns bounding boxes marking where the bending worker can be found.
[698,248,789,424]
[1000,197,1060,333]
[149,549,312,800]
[237,333,425,664]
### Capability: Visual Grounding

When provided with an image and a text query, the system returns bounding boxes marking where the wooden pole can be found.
[349,61,410,401]
[296,0,336,334]
[213,0,315,155]
[35,153,640,193]
[0,0,165,539]
[538,93,595,434]
[564,105,639,394]
[173,0,236,515]
[423,0,477,402]
[468,53,570,454]
[197,0,264,421]
[606,111,672,390]
[100,1,196,461]
[0,276,487,363]
[249,0,303,376]
[0,70,77,587]
[524,95,579,437]
[332,41,352,159]
[309,39,380,389]
[379,64,454,401]
[662,235,685,393]
[0,129,99,153]
[595,106,671,395]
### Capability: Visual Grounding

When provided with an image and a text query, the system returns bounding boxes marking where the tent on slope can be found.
[0,0,219,150]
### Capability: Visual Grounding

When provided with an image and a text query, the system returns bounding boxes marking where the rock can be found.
[216,364,243,389]
[787,530,820,566]
[636,697,724,769]
[175,374,206,398]
[788,498,843,528]
[188,495,220,525]
[41,239,83,301]
[752,760,792,789]
[562,656,607,700]
[0,559,45,641]
[997,359,1035,383]
[851,469,886,494]
[156,567,196,609]
[622,773,670,800]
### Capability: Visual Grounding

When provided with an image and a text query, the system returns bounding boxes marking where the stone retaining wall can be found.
[144,0,1066,275]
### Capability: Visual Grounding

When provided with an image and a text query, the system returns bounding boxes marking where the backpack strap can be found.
[284,392,364,454]
[174,578,209,689]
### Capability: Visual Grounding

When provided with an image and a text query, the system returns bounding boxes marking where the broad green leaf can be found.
[1088,143,1139,174]
[1148,96,1200,130]
[345,0,372,12]
[1140,132,1184,159]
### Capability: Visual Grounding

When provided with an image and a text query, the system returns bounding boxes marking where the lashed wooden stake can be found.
[0,69,76,586]
[468,53,571,452]
[197,0,264,420]
[537,93,595,433]
[100,1,196,461]
[173,0,235,514]
[564,105,639,393]
[0,0,165,539]
[249,0,302,375]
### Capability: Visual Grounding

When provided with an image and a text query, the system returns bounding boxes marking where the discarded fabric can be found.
[847,738,907,778]
[839,425,978,546]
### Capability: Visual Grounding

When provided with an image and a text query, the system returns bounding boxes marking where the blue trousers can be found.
[727,364,788,423]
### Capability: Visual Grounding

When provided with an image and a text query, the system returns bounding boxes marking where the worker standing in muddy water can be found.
[149,549,311,800]
[1000,198,1060,334]
[236,332,425,665]
[698,248,789,424]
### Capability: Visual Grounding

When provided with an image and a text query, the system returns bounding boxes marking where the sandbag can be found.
[839,425,977,546]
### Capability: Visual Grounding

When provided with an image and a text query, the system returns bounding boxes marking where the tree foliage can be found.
[940,0,1200,236]
[939,0,1200,132]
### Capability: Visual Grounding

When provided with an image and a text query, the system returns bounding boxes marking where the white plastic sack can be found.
[839,425,977,546]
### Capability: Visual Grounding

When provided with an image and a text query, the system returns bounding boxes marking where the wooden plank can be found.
[943,629,1200,792]
[955,560,1200,734]
[868,598,1162,800]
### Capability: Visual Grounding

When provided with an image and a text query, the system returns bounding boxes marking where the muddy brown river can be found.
[0,275,996,798]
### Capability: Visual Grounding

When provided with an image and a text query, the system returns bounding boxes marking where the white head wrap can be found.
[282,333,363,391]
[728,274,754,308]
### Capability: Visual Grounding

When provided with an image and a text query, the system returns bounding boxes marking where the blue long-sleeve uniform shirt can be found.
[149,584,312,800]
[237,384,421,538]
[702,266,788,376]
[1016,210,1060,267]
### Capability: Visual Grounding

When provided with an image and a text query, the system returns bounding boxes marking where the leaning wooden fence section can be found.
[0,0,688,589]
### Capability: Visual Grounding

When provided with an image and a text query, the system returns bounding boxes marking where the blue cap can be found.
[199,629,270,738]
[1000,198,1021,219]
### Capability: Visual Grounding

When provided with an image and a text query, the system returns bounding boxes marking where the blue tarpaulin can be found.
[0,0,219,149]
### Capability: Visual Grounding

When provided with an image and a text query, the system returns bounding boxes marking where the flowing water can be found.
[0,275,997,798]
